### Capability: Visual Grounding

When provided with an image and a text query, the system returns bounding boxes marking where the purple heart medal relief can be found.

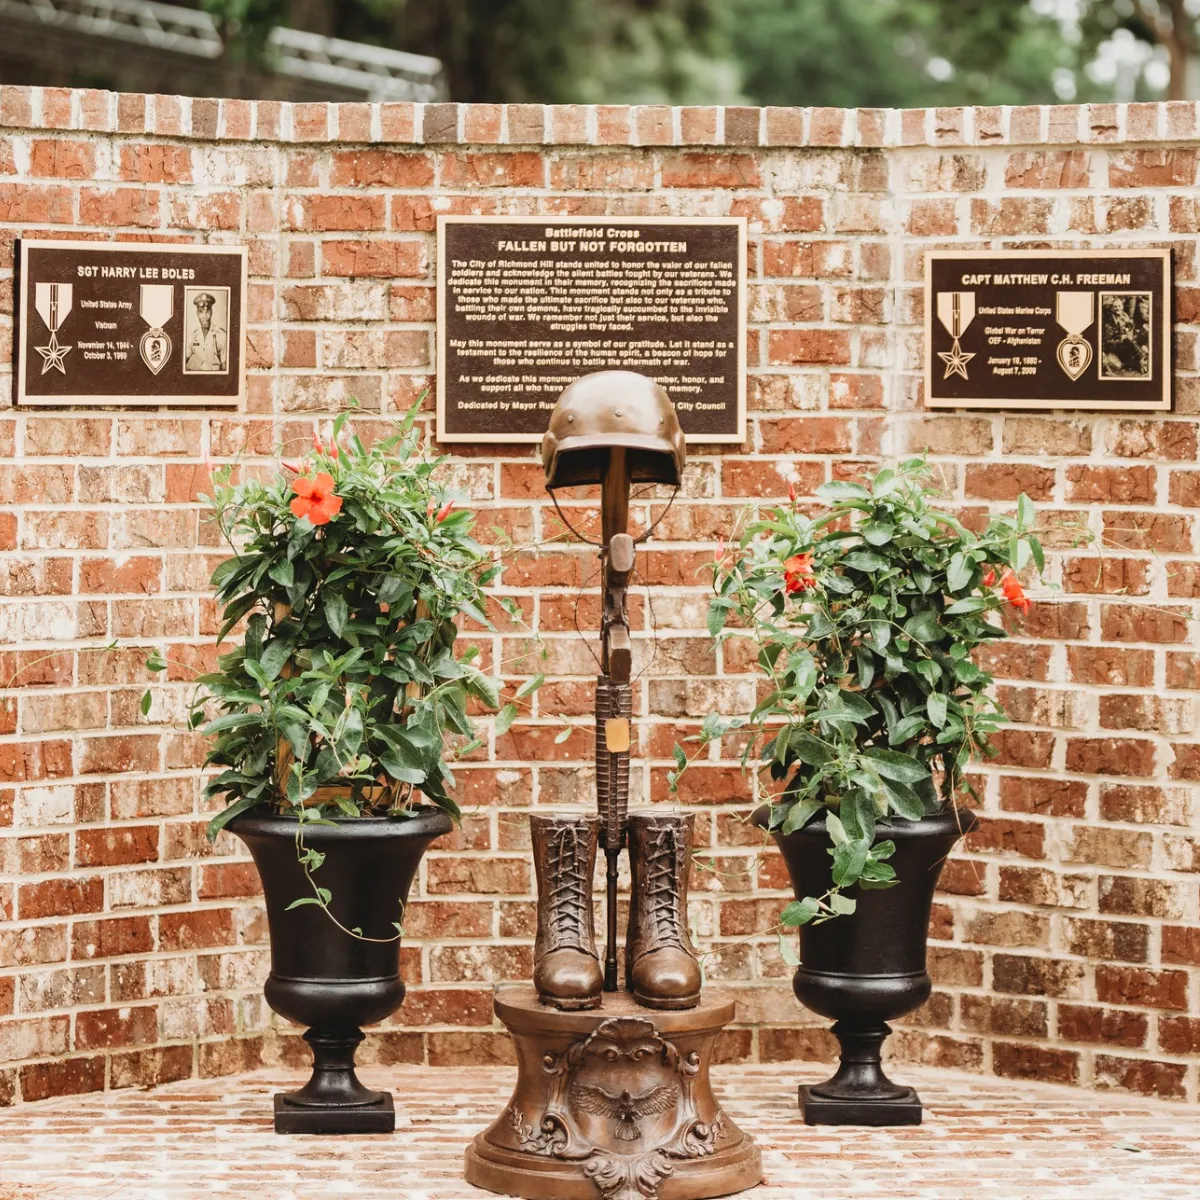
[139,284,174,376]
[1055,292,1094,382]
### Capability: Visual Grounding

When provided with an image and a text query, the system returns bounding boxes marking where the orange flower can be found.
[1000,568,1030,614]
[981,567,996,587]
[290,472,342,526]
[435,500,455,522]
[788,481,798,503]
[783,552,817,594]
[281,459,301,473]
[313,430,324,454]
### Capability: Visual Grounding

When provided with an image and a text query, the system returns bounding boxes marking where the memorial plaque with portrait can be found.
[15,239,246,407]
[437,216,746,443]
[925,249,1170,411]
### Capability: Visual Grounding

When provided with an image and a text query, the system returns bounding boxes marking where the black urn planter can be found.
[758,805,977,1126]
[230,808,451,1134]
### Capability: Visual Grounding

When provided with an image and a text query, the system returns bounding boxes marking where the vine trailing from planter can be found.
[671,457,1042,932]
[161,404,538,936]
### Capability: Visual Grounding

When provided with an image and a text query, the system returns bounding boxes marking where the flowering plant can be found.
[677,459,1041,924]
[188,410,519,846]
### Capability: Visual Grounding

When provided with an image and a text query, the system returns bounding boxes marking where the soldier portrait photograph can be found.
[183,286,230,374]
[1099,291,1152,380]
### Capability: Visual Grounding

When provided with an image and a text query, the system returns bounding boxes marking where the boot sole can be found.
[537,995,602,1012]
[631,989,701,1011]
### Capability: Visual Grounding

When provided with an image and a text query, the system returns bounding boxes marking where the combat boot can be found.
[625,811,701,1010]
[531,813,603,1011]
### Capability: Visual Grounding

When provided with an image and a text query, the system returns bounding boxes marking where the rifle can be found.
[595,447,634,992]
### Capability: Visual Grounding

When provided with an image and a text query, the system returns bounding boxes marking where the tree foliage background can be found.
[203,0,1200,104]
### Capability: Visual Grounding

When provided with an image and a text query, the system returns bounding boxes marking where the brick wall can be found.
[0,89,1197,1106]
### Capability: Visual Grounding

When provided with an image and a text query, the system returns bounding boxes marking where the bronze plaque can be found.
[925,249,1171,411]
[16,239,246,407]
[437,216,746,443]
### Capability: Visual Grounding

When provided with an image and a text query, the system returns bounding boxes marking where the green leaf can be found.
[860,521,893,546]
[887,713,927,745]
[789,732,833,767]
[817,480,870,502]
[514,674,544,700]
[494,703,518,737]
[205,794,261,842]
[323,592,348,638]
[268,558,294,588]
[782,796,823,834]
[831,838,869,887]
[883,778,926,820]
[861,748,930,784]
[777,931,800,967]
[842,550,889,572]
[944,596,989,615]
[1017,493,1034,532]
[947,551,971,592]
[780,897,820,927]
[828,893,857,916]
[903,610,941,643]
[927,693,948,729]
[554,724,573,744]
[825,811,848,846]
[259,638,294,682]
[139,690,152,717]
[707,598,730,638]
[285,897,325,910]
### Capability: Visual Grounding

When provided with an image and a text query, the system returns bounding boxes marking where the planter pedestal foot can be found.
[274,1027,395,1135]
[800,1020,921,1127]
[466,986,761,1200]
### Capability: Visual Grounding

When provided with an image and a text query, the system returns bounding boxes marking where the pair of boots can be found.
[531,811,701,1011]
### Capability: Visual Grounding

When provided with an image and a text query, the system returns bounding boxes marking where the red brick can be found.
[1094,1054,1187,1099]
[1099,960,1190,1008]
[993,1042,1079,1085]
[330,150,433,187]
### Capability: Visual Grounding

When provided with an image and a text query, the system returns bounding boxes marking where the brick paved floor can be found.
[0,1063,1196,1200]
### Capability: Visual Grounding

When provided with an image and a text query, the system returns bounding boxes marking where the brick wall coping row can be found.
[5,86,1200,149]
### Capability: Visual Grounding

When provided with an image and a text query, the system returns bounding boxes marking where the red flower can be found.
[313,430,324,454]
[783,552,817,594]
[788,481,798,503]
[981,567,996,588]
[281,459,301,473]
[1000,568,1031,614]
[290,472,342,526]
[435,500,455,523]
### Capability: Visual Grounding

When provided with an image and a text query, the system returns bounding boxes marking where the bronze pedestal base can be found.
[465,987,762,1200]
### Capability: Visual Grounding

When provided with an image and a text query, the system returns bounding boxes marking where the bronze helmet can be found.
[541,371,686,489]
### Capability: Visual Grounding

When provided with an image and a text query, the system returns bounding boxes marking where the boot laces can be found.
[547,823,590,949]
[645,822,686,949]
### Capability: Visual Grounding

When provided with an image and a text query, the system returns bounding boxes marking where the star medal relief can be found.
[139,284,175,375]
[1055,291,1094,382]
[935,290,975,380]
[33,282,73,374]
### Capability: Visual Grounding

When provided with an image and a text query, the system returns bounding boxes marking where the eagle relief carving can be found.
[509,1016,726,1200]
[569,1081,677,1142]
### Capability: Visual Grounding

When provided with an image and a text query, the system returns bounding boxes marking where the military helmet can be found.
[541,371,686,490]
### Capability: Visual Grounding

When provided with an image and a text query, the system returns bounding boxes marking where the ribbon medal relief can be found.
[33,282,73,374]
[936,291,975,380]
[139,284,175,375]
[1055,291,1094,382]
